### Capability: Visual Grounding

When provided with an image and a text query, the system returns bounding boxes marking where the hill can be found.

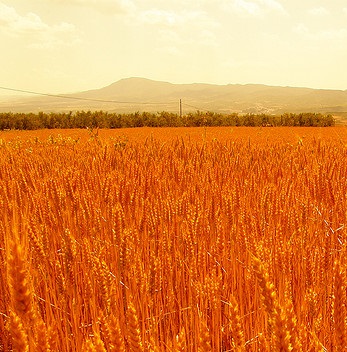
[1,77,347,117]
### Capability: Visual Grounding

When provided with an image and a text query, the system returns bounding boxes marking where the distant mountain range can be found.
[1,78,347,119]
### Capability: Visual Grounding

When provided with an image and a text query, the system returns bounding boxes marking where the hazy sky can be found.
[1,0,347,96]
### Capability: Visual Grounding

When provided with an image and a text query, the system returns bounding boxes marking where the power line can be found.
[0,85,214,114]
[0,86,175,106]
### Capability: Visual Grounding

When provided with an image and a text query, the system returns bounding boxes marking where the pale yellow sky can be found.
[1,0,347,96]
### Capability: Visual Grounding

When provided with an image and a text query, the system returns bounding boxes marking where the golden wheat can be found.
[0,127,347,350]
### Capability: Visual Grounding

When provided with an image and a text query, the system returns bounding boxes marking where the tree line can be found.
[0,110,335,130]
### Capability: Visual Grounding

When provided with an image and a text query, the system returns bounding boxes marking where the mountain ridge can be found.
[0,77,347,117]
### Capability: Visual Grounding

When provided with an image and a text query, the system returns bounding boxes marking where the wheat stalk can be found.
[333,260,346,350]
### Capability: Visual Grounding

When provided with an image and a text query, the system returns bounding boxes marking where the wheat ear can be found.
[198,318,212,352]
[93,330,107,352]
[175,326,186,351]
[228,295,245,351]
[8,241,33,321]
[127,300,144,352]
[108,314,126,352]
[34,318,50,352]
[9,311,29,352]
[252,255,291,351]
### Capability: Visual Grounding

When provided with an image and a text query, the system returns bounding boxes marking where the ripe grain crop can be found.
[1,126,347,351]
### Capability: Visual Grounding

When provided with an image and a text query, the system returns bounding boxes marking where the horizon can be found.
[1,76,347,100]
[1,1,347,96]
[1,76,347,118]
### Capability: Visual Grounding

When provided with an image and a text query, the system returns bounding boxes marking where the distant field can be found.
[332,112,347,125]
[1,125,347,143]
[1,127,347,351]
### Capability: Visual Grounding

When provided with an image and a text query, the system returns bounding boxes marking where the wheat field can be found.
[1,127,347,351]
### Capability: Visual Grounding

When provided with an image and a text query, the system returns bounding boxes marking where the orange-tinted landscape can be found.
[2,125,347,143]
[1,127,347,351]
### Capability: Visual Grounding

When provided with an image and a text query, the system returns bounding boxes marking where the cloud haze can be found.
[52,0,136,14]
[0,3,79,48]
[0,0,346,96]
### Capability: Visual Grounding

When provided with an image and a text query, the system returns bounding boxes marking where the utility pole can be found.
[179,99,182,118]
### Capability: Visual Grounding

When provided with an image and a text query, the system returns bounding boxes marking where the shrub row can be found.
[0,110,335,130]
